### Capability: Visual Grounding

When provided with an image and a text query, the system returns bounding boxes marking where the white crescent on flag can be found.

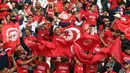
[60,27,81,42]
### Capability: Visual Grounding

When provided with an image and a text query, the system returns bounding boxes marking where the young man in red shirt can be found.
[16,50,37,73]
[51,57,72,73]
[99,29,121,47]
[33,56,50,73]
[85,4,98,26]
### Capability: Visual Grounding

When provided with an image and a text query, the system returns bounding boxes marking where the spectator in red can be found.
[120,32,130,52]
[99,29,120,47]
[23,28,37,46]
[46,2,54,17]
[51,57,71,73]
[85,4,98,26]
[122,45,130,64]
[16,50,37,73]
[33,56,50,73]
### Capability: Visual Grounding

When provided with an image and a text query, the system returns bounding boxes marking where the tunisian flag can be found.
[58,11,71,20]
[107,37,123,64]
[2,22,20,50]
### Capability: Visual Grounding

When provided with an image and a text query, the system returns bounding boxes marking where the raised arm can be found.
[9,54,17,73]
[17,55,37,65]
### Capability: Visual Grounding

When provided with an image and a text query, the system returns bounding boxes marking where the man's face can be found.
[55,28,61,35]
[28,16,33,23]
[124,63,130,69]
[12,2,16,8]
[125,50,130,55]
[24,3,29,9]
[25,29,31,37]
[90,5,96,12]
[120,34,125,40]
[36,2,41,8]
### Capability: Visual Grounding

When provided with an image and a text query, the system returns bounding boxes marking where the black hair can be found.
[46,17,54,23]
[120,32,125,35]
[110,28,115,32]
[90,25,95,27]
[63,1,69,5]
[115,29,121,33]
[89,4,95,10]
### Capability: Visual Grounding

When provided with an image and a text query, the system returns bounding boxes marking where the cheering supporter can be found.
[85,4,98,26]
[23,28,37,47]
[122,45,130,63]
[99,28,121,47]
[16,50,37,73]
[1,0,130,73]
[33,56,50,73]
[51,57,74,73]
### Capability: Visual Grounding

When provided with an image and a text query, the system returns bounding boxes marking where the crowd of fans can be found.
[0,0,130,73]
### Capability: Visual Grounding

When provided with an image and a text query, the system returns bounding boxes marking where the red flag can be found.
[75,32,100,52]
[2,22,20,50]
[72,43,93,64]
[113,20,129,31]
[29,37,73,57]
[107,37,123,64]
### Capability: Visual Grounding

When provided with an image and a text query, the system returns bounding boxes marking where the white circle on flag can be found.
[6,28,19,41]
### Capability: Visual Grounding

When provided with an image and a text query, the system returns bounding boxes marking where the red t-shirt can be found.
[24,35,37,46]
[122,52,130,62]
[103,30,115,45]
[83,64,97,73]
[126,70,130,73]
[74,65,83,73]
[17,59,29,73]
[85,11,98,26]
[56,62,70,73]
[47,8,54,17]
[33,60,49,73]
[108,0,118,10]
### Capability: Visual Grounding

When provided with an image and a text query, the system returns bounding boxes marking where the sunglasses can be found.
[124,62,129,65]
